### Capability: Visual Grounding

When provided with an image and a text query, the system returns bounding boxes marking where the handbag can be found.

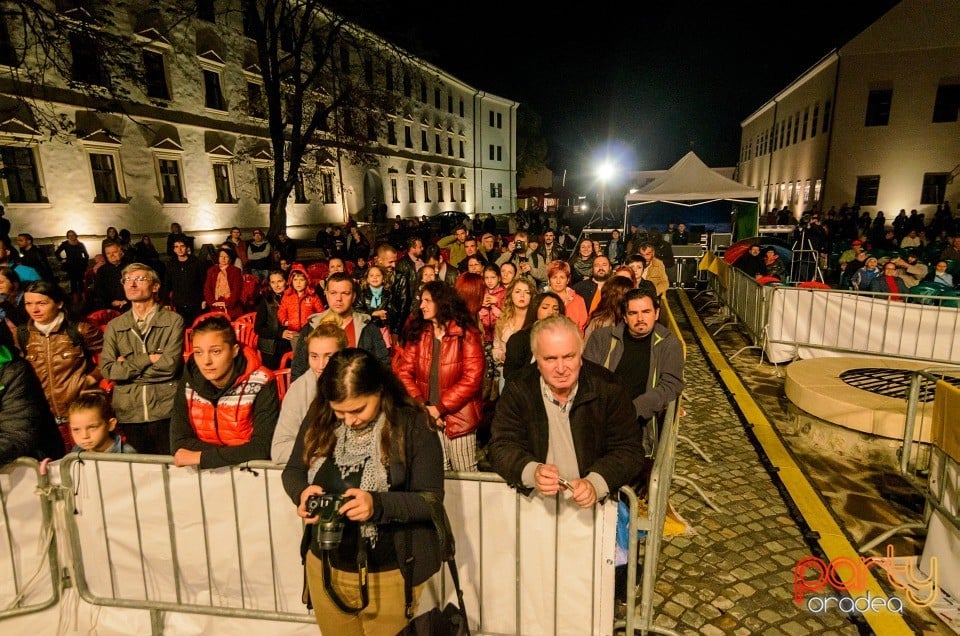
[397,493,470,636]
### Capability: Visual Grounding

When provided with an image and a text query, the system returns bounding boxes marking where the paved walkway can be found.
[633,289,941,634]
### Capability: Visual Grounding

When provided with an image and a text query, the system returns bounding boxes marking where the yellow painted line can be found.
[676,289,915,635]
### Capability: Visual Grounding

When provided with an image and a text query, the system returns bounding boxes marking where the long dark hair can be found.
[586,276,634,330]
[522,291,565,329]
[402,280,473,343]
[301,348,427,466]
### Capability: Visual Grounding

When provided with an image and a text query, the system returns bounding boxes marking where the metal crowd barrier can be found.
[859,366,960,554]
[765,286,960,366]
[0,458,60,620]
[698,259,772,360]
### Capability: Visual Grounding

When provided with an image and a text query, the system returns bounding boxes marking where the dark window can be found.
[340,45,350,73]
[489,111,494,127]
[404,125,412,148]
[447,95,453,113]
[294,172,308,203]
[822,100,832,133]
[142,50,169,100]
[256,166,272,202]
[197,0,215,22]
[932,83,960,122]
[0,146,45,203]
[434,87,441,108]
[785,118,792,146]
[420,80,427,103]
[497,113,502,128]
[157,158,185,203]
[407,178,415,202]
[792,112,799,144]
[489,183,495,198]
[203,69,226,110]
[212,163,234,203]
[854,175,880,206]
[1,16,20,67]
[811,104,819,138]
[489,144,495,160]
[921,173,948,204]
[771,124,778,150]
[447,137,453,156]
[402,71,411,97]
[89,153,122,203]
[437,181,443,202]
[801,108,809,141]
[385,62,393,91]
[779,121,786,149]
[423,181,430,202]
[449,181,455,202]
[497,183,502,198]
[459,140,464,159]
[421,130,428,151]
[322,172,334,204]
[390,176,399,203]
[865,89,893,126]
[434,133,440,154]
[70,33,104,85]
[246,82,264,117]
[363,57,373,84]
[387,121,396,145]
[497,146,502,161]
[459,99,464,117]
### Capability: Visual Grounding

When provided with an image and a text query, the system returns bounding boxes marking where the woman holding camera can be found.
[282,348,444,636]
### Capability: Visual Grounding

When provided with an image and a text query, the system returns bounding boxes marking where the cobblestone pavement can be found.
[634,289,953,635]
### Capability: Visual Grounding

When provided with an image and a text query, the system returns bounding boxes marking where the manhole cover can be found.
[839,368,960,402]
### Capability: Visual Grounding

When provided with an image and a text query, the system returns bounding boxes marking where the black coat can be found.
[0,347,65,465]
[488,360,644,496]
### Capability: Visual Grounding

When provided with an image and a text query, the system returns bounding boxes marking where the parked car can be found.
[429,211,470,237]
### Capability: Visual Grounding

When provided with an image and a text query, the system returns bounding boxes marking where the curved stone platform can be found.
[784,357,949,442]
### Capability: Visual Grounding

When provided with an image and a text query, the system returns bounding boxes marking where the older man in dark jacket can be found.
[488,315,643,507]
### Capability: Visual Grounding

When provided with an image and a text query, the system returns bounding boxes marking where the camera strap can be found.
[320,525,369,614]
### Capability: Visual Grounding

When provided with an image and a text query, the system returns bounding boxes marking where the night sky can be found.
[343,0,902,179]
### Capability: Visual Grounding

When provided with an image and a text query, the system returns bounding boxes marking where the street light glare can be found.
[597,161,615,182]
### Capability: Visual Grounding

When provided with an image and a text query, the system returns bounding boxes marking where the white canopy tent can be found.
[625,151,760,238]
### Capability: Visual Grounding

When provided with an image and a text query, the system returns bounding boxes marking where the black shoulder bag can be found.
[398,492,469,636]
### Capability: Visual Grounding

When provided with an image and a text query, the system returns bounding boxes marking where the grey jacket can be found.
[582,322,684,421]
[290,309,390,380]
[100,307,184,423]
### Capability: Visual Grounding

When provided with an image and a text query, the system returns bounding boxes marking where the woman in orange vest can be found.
[170,314,279,469]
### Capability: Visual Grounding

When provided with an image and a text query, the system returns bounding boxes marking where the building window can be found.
[779,121,786,149]
[420,80,427,103]
[489,183,495,198]
[786,117,793,146]
[70,32,104,85]
[460,182,465,201]
[822,100,832,134]
[489,111,494,127]
[792,112,799,144]
[921,173,949,204]
[247,81,265,118]
[294,172,308,203]
[864,89,893,126]
[497,146,502,161]
[142,50,169,100]
[0,146,45,203]
[434,133,441,154]
[321,172,334,204]
[89,153,122,203]
[814,179,822,202]
[449,181,456,202]
[497,183,502,198]
[421,130,429,151]
[497,113,502,129]
[403,70,411,98]
[459,140,464,159]
[811,104,819,138]
[404,125,413,148]
[385,62,394,91]
[778,183,785,203]
[489,144,495,161]
[932,83,960,123]
[447,95,453,114]
[803,180,811,203]
[787,182,794,203]
[0,15,19,67]
[203,68,226,111]
[197,0,216,22]
[407,178,415,202]
[212,162,234,203]
[387,121,396,145]
[447,137,453,156]
[256,166,271,202]
[157,157,186,203]
[801,108,809,141]
[459,99,464,117]
[434,87,441,108]
[437,181,444,203]
[423,181,430,203]
[854,175,880,206]
[390,176,399,203]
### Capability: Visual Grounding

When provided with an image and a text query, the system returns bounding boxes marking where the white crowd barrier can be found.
[0,453,656,635]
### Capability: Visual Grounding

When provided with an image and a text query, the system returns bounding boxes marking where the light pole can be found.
[587,161,615,228]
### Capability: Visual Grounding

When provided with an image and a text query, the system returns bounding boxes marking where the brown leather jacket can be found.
[19,318,103,420]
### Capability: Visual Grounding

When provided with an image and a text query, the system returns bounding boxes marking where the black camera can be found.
[514,240,525,252]
[305,493,352,550]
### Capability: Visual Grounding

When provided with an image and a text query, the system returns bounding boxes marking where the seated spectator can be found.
[0,322,65,465]
[932,261,954,287]
[460,254,486,276]
[68,392,136,454]
[850,256,881,291]
[733,244,766,278]
[838,239,864,268]
[133,235,162,274]
[18,281,103,446]
[625,254,646,286]
[203,245,244,320]
[17,233,55,282]
[246,229,272,279]
[572,255,613,314]
[93,240,129,312]
[423,244,460,287]
[639,243,670,296]
[255,270,290,369]
[270,323,346,463]
[170,314,278,469]
[546,260,588,334]
[0,266,27,326]
[277,264,323,336]
[273,232,297,264]
[456,237,487,273]
[899,230,922,249]
[614,265,638,287]
[671,223,690,246]
[607,229,625,264]
[940,236,960,261]
[763,248,787,281]
[869,261,908,300]
[502,291,564,384]
[892,251,928,289]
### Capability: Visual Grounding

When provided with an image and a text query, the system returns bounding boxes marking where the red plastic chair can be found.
[241,274,261,309]
[235,312,257,327]
[233,321,260,351]
[275,368,292,401]
[306,262,328,287]
[797,281,832,290]
[86,309,121,332]
[278,350,293,369]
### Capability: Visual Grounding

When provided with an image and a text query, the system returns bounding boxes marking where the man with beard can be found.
[536,229,566,263]
[572,255,612,315]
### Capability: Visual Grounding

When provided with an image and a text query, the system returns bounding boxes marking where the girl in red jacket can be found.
[393,280,484,471]
[277,264,324,340]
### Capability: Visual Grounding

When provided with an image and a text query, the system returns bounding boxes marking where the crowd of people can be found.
[0,208,692,631]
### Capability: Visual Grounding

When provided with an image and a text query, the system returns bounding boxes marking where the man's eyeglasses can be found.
[121,276,152,285]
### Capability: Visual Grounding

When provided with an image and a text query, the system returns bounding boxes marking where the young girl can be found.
[255,270,290,369]
[354,265,394,347]
[69,392,136,454]
[278,264,324,342]
[493,277,535,366]
[478,264,506,345]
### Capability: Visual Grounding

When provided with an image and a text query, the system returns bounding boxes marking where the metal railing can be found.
[698,257,772,358]
[0,458,60,620]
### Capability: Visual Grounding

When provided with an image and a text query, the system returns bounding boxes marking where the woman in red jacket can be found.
[203,246,244,320]
[393,280,484,472]
[546,260,588,334]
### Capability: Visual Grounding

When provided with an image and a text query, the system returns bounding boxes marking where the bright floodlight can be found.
[597,161,615,182]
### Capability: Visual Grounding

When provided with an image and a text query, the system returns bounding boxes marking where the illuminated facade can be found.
[0,1,517,245]
[738,0,960,220]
